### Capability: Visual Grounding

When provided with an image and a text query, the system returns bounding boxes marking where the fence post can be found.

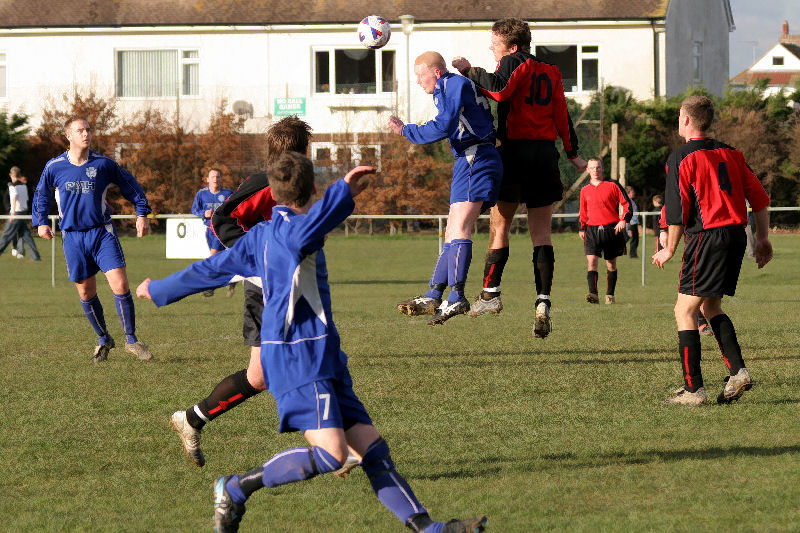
[640,212,646,286]
[50,215,56,288]
[438,217,443,253]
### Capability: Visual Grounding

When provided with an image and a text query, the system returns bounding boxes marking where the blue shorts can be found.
[205,227,224,251]
[62,224,126,282]
[450,144,502,206]
[275,378,372,434]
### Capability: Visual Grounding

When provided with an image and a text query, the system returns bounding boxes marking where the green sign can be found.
[274,97,306,116]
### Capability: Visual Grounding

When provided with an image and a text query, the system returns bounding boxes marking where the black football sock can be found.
[587,271,599,295]
[481,247,509,300]
[533,245,554,307]
[709,314,745,374]
[606,270,618,295]
[678,330,703,392]
[186,368,260,430]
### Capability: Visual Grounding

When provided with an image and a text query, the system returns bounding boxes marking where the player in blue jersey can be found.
[192,168,234,297]
[137,152,487,533]
[32,116,154,362]
[389,51,502,325]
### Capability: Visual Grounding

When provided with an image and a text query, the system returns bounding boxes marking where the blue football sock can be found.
[361,438,427,524]
[446,239,472,303]
[80,295,110,345]
[113,292,137,344]
[425,242,451,300]
[228,446,342,505]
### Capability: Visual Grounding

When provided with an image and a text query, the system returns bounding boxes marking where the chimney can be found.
[783,20,789,38]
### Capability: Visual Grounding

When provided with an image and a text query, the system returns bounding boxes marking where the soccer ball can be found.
[358,16,391,49]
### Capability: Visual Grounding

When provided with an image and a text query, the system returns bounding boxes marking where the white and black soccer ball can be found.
[358,15,391,49]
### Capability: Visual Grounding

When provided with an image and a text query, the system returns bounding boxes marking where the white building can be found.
[0,0,733,159]
[731,20,800,97]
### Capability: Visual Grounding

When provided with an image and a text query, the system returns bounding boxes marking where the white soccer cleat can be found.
[664,386,707,406]
[533,301,551,338]
[170,410,205,467]
[125,340,153,361]
[717,368,753,404]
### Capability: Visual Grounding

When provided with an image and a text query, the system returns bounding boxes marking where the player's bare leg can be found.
[665,294,708,406]
[605,258,617,304]
[172,346,266,467]
[528,205,555,338]
[75,275,116,362]
[470,201,517,317]
[429,201,482,325]
[106,266,152,360]
[700,298,753,403]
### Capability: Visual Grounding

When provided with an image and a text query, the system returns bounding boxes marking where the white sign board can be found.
[166,218,211,259]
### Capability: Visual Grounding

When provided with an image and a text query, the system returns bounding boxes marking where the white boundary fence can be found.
[3,207,798,288]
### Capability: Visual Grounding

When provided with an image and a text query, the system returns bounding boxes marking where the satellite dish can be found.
[232,100,254,119]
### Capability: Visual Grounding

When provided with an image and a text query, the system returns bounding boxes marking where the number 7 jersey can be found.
[664,137,769,233]
[458,50,579,157]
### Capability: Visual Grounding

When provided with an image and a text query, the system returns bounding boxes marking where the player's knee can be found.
[311,446,344,474]
[359,438,396,479]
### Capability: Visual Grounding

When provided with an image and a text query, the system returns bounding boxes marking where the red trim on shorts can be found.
[692,233,702,295]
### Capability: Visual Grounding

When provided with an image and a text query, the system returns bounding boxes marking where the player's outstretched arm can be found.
[387,116,405,135]
[451,56,471,71]
[344,165,376,197]
[136,278,153,301]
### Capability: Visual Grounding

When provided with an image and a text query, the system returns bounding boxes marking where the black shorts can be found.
[679,226,746,298]
[242,280,263,347]
[584,224,627,260]
[497,139,563,208]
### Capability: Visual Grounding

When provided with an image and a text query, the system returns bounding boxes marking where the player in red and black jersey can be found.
[578,158,631,305]
[167,117,311,467]
[452,18,586,339]
[653,95,772,406]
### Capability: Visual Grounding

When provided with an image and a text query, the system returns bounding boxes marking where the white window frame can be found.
[0,52,7,99]
[312,47,397,97]
[115,48,200,99]
[532,44,600,94]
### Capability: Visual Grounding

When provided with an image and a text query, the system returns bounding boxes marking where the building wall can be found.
[0,21,669,137]
[750,44,800,71]
[665,0,731,96]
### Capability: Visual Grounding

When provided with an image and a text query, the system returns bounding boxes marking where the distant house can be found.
[731,20,800,96]
[0,0,733,162]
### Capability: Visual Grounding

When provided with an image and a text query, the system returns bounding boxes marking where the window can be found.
[314,48,396,94]
[773,56,785,66]
[116,49,199,98]
[534,45,599,92]
[0,53,6,98]
[692,42,703,83]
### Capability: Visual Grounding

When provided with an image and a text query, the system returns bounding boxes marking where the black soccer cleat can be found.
[213,476,246,533]
[92,337,115,363]
[427,297,470,325]
[442,515,488,533]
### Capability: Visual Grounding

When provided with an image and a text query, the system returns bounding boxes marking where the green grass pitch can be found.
[1,231,799,532]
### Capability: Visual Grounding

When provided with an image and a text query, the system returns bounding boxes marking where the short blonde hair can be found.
[414,51,447,73]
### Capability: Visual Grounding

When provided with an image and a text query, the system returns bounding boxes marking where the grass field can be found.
[2,231,800,532]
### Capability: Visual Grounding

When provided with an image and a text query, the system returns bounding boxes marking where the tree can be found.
[0,111,30,184]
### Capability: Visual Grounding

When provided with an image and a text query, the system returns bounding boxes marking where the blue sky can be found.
[729,0,800,76]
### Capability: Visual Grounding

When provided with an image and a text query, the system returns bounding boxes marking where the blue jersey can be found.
[192,187,233,227]
[32,151,151,231]
[149,179,355,397]
[402,72,496,157]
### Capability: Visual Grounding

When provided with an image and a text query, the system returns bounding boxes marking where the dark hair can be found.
[491,18,531,52]
[681,95,714,131]
[64,116,89,131]
[265,116,312,164]
[267,151,315,207]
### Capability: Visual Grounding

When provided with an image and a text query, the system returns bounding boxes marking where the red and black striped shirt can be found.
[664,138,769,234]
[460,51,578,157]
